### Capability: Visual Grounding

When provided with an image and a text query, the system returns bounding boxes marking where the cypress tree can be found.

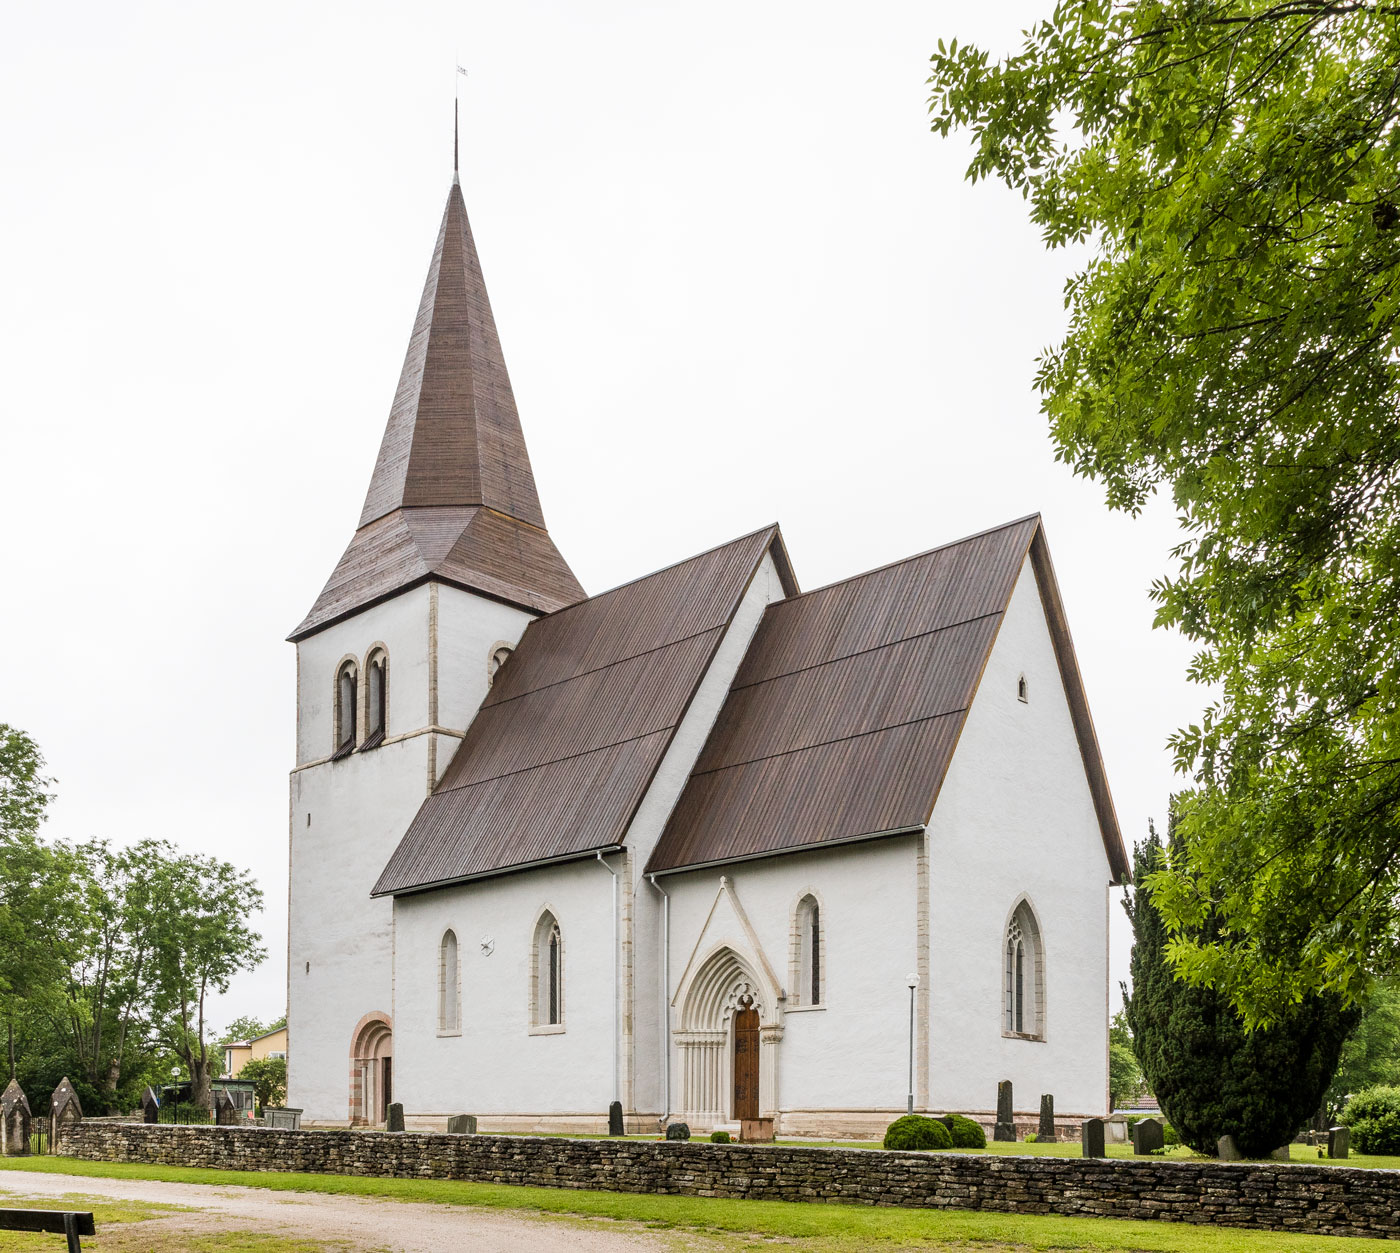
[1124,821,1356,1158]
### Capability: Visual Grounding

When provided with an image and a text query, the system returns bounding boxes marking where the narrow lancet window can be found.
[794,894,823,1006]
[334,661,358,758]
[439,930,460,1033]
[532,911,563,1030]
[363,650,388,749]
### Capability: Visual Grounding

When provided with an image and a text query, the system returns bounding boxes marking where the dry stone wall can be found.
[62,1123,1400,1240]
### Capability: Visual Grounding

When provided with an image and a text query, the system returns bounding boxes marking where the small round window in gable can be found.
[1017,674,1029,703]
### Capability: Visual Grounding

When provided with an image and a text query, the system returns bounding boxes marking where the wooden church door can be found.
[733,999,759,1121]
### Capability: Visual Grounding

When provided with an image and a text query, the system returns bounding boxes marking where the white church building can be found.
[285,153,1130,1138]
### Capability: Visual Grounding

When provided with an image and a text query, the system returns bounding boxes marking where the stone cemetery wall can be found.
[60,1123,1400,1239]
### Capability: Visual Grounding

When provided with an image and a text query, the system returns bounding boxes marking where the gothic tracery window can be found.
[532,911,563,1030]
[1003,900,1044,1038]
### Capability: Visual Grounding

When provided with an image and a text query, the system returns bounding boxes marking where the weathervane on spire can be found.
[454,62,467,179]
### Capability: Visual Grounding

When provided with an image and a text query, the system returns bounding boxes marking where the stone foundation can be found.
[60,1123,1400,1239]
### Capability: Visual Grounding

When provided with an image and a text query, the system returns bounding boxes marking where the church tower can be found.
[286,147,583,1125]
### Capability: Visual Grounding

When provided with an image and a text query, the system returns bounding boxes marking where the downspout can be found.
[596,851,620,1112]
[648,874,671,1127]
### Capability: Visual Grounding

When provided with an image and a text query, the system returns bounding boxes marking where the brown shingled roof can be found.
[371,526,797,896]
[646,516,1129,884]
[290,177,582,642]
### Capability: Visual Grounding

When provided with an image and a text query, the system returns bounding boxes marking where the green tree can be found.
[929,2,1400,1024]
[239,1055,286,1113]
[1326,977,1400,1120]
[135,844,265,1110]
[218,1016,268,1046]
[1109,1010,1144,1110]
[1125,823,1356,1156]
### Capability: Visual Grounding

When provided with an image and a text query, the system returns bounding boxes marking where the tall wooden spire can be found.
[291,169,583,642]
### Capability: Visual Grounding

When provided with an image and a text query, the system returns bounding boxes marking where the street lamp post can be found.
[171,1065,181,1126]
[905,973,919,1116]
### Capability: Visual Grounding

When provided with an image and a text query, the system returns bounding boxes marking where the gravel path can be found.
[0,1169,696,1252]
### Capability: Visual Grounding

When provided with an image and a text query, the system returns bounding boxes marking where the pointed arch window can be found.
[791,894,824,1007]
[531,911,564,1032]
[363,650,389,750]
[333,661,358,759]
[1003,900,1045,1039]
[438,929,460,1034]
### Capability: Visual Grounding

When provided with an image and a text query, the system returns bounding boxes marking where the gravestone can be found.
[1329,1125,1350,1159]
[49,1077,82,1149]
[386,1102,404,1132]
[740,1117,775,1143]
[1080,1117,1105,1158]
[1269,1145,1291,1161]
[608,1100,624,1136]
[2,1080,32,1157]
[264,1107,302,1130]
[994,1080,1015,1142]
[141,1087,159,1125]
[1218,1134,1242,1160]
[214,1088,238,1126]
[1038,1094,1057,1143]
[664,1122,691,1141]
[1131,1117,1164,1155]
[446,1115,477,1134]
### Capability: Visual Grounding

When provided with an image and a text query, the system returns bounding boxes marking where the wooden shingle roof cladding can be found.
[645,516,1130,884]
[371,526,798,895]
[290,170,582,642]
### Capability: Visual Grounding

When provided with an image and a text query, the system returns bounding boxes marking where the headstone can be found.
[1269,1145,1291,1161]
[740,1117,775,1143]
[608,1100,624,1136]
[1218,1134,1242,1160]
[1038,1094,1057,1142]
[264,1107,303,1131]
[1328,1125,1350,1159]
[49,1077,82,1149]
[386,1102,404,1132]
[994,1080,1015,1142]
[664,1121,691,1141]
[446,1115,477,1135]
[141,1087,159,1125]
[2,1080,33,1157]
[1080,1117,1105,1158]
[1131,1117,1164,1155]
[1103,1113,1130,1143]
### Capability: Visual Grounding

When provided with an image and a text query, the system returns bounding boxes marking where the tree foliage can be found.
[929,2,1400,1024]
[1125,824,1356,1155]
[1326,976,1400,1118]
[1109,1010,1145,1109]
[240,1056,287,1112]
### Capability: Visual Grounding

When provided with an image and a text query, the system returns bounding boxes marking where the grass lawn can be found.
[1,1154,1395,1252]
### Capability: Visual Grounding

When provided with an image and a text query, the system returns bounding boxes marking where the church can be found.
[285,147,1130,1138]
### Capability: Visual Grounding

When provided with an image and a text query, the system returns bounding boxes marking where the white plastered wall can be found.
[287,581,536,1124]
[660,835,921,1134]
[926,555,1112,1121]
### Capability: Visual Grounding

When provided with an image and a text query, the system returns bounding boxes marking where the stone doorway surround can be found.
[348,1011,393,1126]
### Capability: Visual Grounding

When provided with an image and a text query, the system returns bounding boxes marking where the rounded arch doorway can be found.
[349,1011,393,1125]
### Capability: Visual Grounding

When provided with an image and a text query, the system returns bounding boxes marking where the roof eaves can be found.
[371,843,624,898]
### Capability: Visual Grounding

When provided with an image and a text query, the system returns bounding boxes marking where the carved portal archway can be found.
[348,1011,393,1125]
[673,946,782,1127]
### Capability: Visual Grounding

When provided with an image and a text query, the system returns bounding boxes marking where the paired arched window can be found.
[531,911,563,1029]
[1004,899,1045,1039]
[438,929,460,1033]
[792,894,823,1006]
[364,649,389,748]
[333,660,358,757]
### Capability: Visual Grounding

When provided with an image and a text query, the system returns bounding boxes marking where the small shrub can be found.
[883,1115,953,1151]
[944,1114,987,1149]
[1163,1123,1180,1146]
[1344,1086,1400,1155]
[1024,1132,1038,1142]
[709,1130,731,1143]
[664,1122,691,1141]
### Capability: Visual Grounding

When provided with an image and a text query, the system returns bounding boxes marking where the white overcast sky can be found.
[1,1,1201,1034]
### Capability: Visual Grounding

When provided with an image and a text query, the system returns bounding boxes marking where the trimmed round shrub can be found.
[944,1114,987,1149]
[664,1122,691,1141]
[1024,1132,1039,1143]
[709,1129,732,1143]
[1344,1086,1400,1155]
[883,1115,953,1151]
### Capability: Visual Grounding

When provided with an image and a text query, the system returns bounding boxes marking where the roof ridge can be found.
[772,514,1040,607]
[531,523,780,621]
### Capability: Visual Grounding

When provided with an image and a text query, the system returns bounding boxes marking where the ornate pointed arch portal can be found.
[674,945,783,1127]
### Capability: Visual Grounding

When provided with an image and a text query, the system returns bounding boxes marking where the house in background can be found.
[222,1025,288,1079]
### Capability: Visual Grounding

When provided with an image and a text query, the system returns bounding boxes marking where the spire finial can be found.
[454,62,467,185]
[454,98,459,181]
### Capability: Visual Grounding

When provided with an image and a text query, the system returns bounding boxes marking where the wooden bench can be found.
[0,1209,96,1252]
